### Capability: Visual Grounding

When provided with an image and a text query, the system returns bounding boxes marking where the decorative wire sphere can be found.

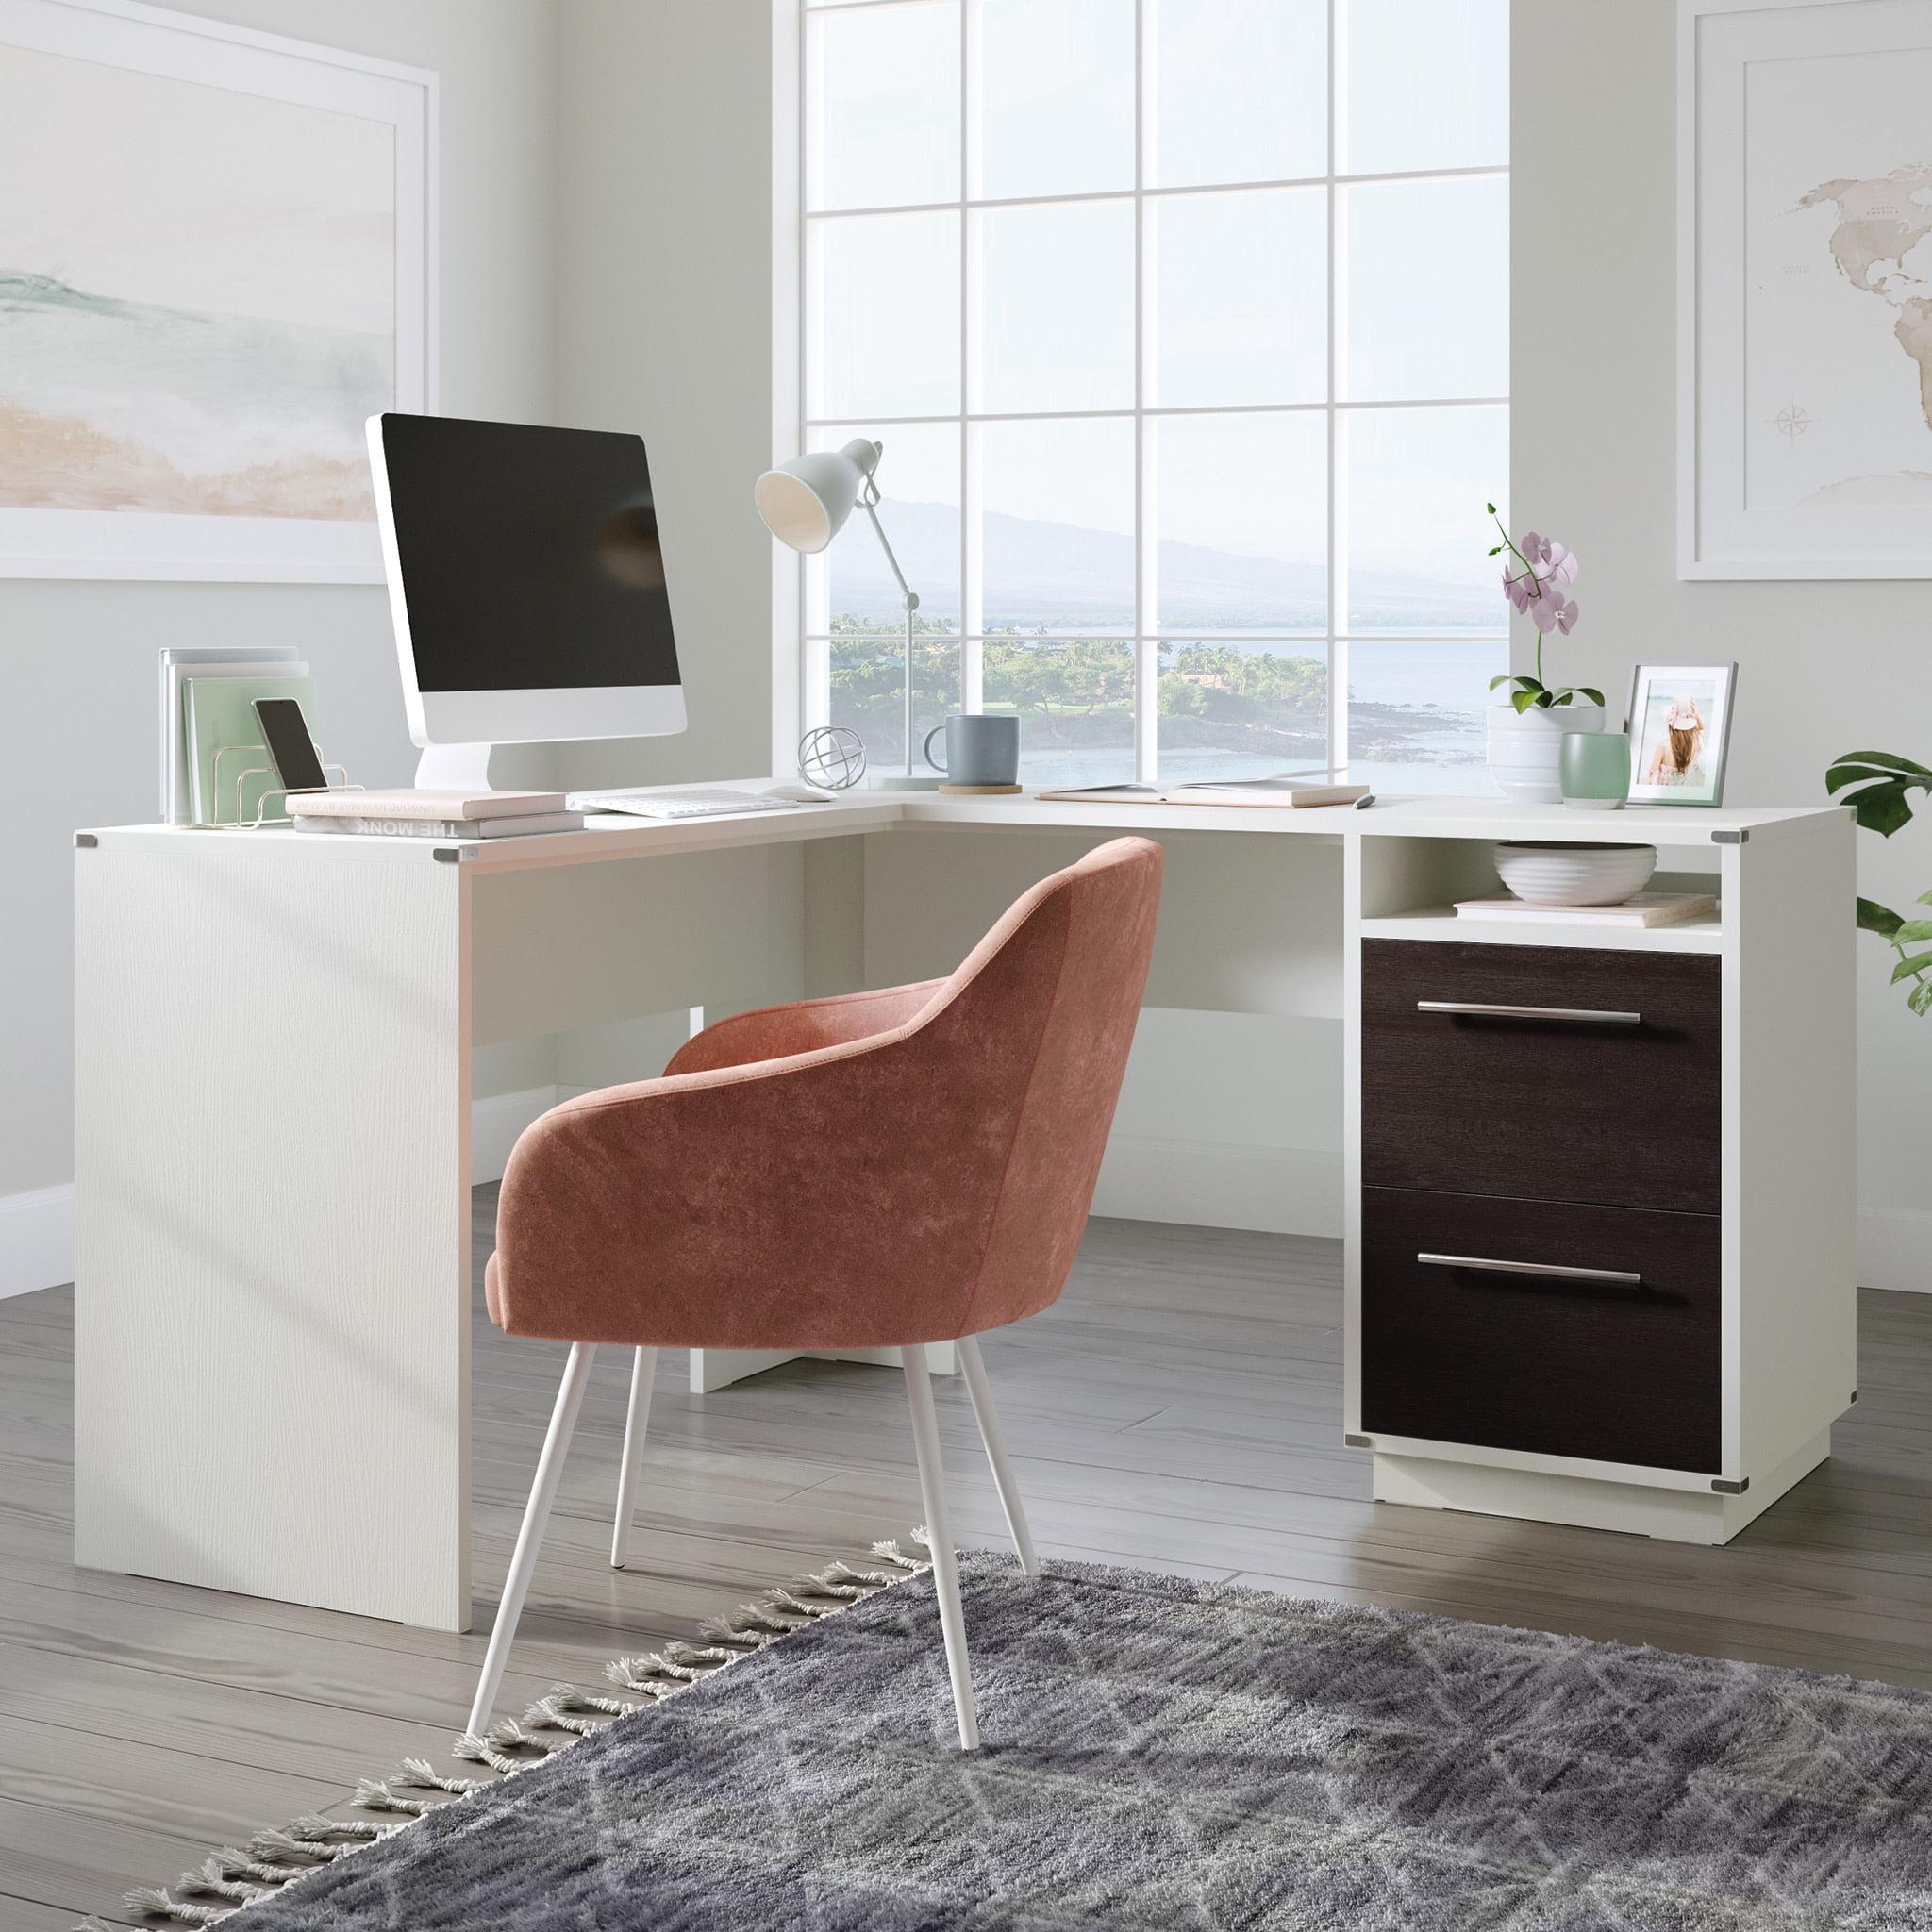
[798,725,868,791]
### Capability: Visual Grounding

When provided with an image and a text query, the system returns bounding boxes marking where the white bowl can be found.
[1493,841,1656,908]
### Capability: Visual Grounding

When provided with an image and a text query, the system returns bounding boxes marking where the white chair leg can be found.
[902,1341,979,1751]
[468,1341,597,1738]
[957,1334,1038,1576]
[610,1345,658,1570]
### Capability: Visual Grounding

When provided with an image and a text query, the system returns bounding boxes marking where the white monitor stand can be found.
[414,742,499,792]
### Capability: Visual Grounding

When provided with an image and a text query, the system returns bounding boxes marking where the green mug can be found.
[1560,730,1630,809]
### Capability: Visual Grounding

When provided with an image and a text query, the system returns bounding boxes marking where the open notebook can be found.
[1036,771,1371,809]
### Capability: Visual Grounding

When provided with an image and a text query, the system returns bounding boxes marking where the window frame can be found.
[787,0,1509,788]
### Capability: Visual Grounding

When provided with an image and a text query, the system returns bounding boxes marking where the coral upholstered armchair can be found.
[469,836,1164,1748]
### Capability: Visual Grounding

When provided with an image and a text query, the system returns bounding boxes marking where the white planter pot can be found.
[1486,701,1605,804]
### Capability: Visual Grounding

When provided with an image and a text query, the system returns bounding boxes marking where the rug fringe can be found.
[88,1536,929,1929]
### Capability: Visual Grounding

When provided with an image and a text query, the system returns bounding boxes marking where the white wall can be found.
[0,0,562,1291]
[551,0,781,791]
[1512,1,1931,1291]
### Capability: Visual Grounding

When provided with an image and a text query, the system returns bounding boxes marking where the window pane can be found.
[829,636,961,775]
[975,0,1133,199]
[1150,413,1325,634]
[1346,639,1504,793]
[806,1,959,211]
[980,417,1136,634]
[983,640,1136,788]
[808,211,960,417]
[1148,0,1325,189]
[974,201,1134,412]
[1342,176,1507,402]
[1343,405,1507,631]
[1158,641,1328,782]
[804,423,960,634]
[1341,0,1507,175]
[1149,189,1325,407]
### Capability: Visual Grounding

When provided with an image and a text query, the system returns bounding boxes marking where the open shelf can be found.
[1359,904,1724,954]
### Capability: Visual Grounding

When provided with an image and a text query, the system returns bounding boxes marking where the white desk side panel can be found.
[1729,811,1857,1483]
[75,842,471,1629]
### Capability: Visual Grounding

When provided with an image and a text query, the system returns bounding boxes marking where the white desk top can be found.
[83,787,1847,872]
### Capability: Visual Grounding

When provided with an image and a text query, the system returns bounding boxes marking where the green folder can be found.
[184,675,321,825]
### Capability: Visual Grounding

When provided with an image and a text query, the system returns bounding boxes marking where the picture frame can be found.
[1625,663,1737,808]
[1678,0,1932,579]
[0,0,437,582]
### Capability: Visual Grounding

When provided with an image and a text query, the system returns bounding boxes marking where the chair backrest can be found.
[913,835,1164,1336]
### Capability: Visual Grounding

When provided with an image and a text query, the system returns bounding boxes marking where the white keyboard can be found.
[566,787,801,821]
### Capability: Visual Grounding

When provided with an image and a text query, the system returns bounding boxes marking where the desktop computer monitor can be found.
[367,413,686,787]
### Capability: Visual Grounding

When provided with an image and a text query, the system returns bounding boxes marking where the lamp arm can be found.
[859,494,919,611]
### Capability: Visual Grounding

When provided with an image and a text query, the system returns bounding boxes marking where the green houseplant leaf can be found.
[1825,751,1932,838]
[1829,750,1932,1016]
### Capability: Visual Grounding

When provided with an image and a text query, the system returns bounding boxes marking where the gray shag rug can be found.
[102,1547,1932,1930]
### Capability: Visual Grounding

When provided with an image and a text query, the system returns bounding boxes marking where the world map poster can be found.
[1744,42,1932,512]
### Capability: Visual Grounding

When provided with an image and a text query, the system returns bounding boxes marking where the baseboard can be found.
[1859,1207,1932,1294]
[0,1183,75,1299]
[472,1085,566,1186]
[1092,1134,1341,1238]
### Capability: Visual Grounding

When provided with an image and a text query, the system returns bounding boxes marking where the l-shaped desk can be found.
[74,789,1855,1629]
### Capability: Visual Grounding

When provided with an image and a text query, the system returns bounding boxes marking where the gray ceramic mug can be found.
[923,713,1019,786]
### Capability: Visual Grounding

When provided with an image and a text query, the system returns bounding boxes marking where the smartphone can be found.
[252,697,329,795]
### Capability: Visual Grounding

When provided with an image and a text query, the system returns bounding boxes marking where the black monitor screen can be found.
[377,414,681,692]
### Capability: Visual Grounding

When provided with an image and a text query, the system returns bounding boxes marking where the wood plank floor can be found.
[7,1191,1932,1926]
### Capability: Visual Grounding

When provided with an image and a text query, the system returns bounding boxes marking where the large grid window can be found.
[797,0,1507,791]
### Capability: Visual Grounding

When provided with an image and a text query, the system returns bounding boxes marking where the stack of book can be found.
[291,790,584,840]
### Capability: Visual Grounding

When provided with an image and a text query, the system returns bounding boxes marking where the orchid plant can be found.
[1483,503,1604,714]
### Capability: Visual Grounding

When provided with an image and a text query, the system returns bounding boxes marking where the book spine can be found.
[296,816,469,839]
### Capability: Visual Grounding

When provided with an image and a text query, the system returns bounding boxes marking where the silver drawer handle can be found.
[1416,1000,1641,1025]
[1419,1252,1643,1286]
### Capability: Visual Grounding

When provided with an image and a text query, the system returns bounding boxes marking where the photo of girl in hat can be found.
[1644,694,1707,788]
[1627,665,1734,806]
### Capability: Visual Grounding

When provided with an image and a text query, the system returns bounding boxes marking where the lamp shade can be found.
[755,438,881,554]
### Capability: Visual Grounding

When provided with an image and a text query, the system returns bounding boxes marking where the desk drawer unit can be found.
[1359,1186,1721,1474]
[1359,939,1721,1214]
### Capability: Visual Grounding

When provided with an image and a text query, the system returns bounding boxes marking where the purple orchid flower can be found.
[1485,501,1593,709]
[1529,589,1580,635]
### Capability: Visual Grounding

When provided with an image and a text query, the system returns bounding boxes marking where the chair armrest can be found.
[665,979,947,1075]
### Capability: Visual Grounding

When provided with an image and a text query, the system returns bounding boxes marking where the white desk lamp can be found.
[757,439,940,791]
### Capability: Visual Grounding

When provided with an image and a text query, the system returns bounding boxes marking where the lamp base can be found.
[870,773,946,791]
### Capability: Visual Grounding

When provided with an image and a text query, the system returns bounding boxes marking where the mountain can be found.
[812,499,1494,634]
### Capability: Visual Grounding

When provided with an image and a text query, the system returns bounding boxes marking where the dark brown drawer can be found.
[1361,939,1720,1214]
[1360,1186,1720,1473]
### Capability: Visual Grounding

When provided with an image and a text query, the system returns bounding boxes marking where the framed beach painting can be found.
[1679,0,1932,577]
[0,0,435,581]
